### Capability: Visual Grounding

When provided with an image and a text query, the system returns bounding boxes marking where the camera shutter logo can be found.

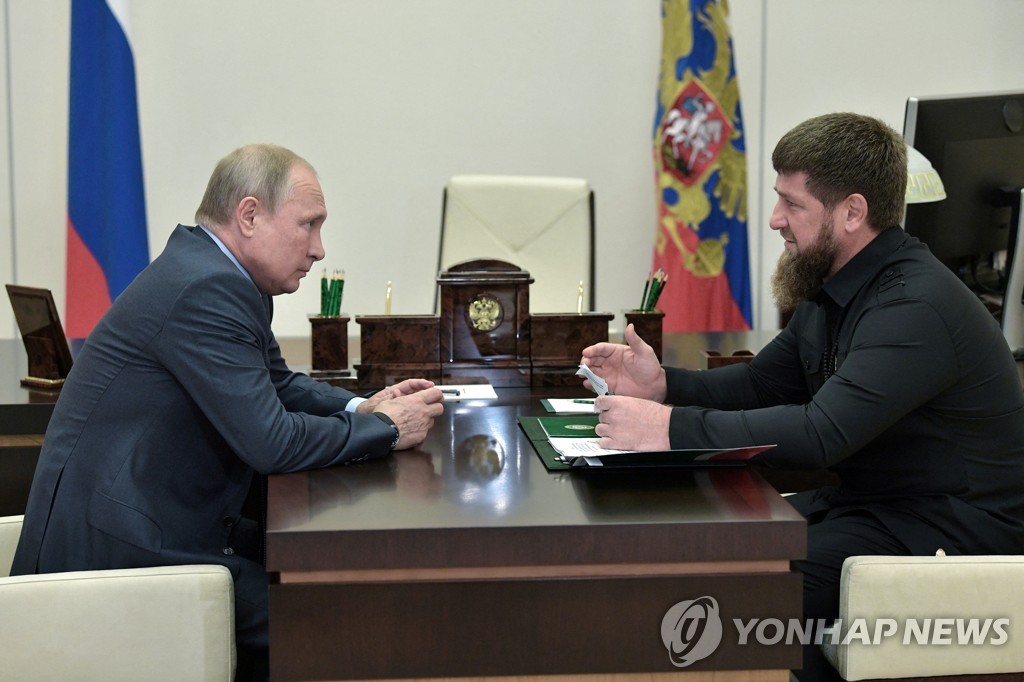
[660,596,723,667]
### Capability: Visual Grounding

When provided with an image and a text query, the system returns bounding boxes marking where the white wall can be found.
[753,0,1024,325]
[2,0,1023,342]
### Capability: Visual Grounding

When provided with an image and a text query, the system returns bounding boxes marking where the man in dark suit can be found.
[12,144,445,675]
[580,114,1024,680]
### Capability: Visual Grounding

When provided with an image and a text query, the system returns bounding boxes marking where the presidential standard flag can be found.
[652,0,751,332]
[66,0,149,338]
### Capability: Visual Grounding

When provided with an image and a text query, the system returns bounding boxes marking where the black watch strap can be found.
[372,412,400,449]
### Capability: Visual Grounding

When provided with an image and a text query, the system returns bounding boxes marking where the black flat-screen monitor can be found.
[902,91,1024,293]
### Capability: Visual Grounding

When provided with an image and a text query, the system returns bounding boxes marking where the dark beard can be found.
[771,223,838,315]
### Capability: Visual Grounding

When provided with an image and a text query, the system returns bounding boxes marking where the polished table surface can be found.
[268,392,805,573]
[267,382,806,681]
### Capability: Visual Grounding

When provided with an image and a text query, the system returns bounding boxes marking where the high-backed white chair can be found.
[0,515,236,681]
[822,554,1024,680]
[437,175,595,313]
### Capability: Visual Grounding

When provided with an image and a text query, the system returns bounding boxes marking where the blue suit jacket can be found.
[12,225,395,645]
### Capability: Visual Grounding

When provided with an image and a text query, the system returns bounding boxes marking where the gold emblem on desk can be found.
[467,295,503,331]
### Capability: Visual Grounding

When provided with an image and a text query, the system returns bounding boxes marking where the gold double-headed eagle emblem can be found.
[467,295,502,331]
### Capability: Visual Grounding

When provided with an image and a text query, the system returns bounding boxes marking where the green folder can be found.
[518,415,772,472]
[518,415,574,471]
[536,415,599,438]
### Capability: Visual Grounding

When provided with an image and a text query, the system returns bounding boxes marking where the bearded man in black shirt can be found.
[581,112,1024,681]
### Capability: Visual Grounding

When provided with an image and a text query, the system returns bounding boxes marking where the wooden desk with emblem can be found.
[311,259,626,390]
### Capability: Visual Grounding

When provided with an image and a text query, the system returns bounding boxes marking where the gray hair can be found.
[195,144,315,227]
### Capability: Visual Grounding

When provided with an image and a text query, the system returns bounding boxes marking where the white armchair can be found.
[0,514,236,681]
[823,554,1024,680]
[437,175,595,313]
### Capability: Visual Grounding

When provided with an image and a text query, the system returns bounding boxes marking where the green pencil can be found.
[320,270,328,316]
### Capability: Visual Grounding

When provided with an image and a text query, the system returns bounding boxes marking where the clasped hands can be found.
[357,379,445,450]
[579,324,672,451]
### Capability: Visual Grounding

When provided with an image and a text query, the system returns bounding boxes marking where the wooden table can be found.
[266,386,806,681]
[0,339,64,437]
[0,339,66,515]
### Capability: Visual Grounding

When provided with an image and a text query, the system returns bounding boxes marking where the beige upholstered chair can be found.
[0,515,236,681]
[823,554,1024,680]
[437,175,595,313]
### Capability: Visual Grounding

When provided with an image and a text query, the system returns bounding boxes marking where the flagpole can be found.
[3,0,17,302]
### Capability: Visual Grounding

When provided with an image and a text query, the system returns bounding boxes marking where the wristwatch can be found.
[373,412,400,450]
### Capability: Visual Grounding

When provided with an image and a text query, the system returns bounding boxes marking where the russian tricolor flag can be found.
[66,0,149,338]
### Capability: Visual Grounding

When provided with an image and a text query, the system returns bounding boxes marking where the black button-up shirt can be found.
[666,228,1024,554]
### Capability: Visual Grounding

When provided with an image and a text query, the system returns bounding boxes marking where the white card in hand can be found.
[576,363,611,396]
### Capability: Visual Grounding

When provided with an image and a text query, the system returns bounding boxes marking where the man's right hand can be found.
[580,324,667,402]
[373,387,445,450]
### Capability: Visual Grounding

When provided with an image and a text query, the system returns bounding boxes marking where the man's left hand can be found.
[358,379,436,413]
[593,395,672,451]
